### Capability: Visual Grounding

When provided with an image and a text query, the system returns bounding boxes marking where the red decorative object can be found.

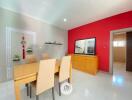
[21,36,26,59]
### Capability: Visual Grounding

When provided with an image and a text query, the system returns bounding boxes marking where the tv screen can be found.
[75,38,96,55]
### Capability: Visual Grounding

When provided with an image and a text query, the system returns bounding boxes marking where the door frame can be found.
[5,26,36,80]
[109,27,132,75]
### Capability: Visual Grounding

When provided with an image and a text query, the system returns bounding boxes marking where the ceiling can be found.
[0,0,132,30]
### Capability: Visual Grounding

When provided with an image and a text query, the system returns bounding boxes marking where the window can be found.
[113,40,126,47]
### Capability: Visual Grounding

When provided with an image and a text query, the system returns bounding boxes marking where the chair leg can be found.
[52,88,55,100]
[36,95,39,100]
[26,84,29,96]
[30,84,32,98]
[59,83,61,96]
[68,78,70,83]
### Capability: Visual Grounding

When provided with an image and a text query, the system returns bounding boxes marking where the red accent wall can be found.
[68,11,132,72]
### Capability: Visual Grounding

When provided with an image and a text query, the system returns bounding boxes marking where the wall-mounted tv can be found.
[75,38,96,55]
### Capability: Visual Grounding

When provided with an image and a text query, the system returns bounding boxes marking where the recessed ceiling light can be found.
[63,18,67,22]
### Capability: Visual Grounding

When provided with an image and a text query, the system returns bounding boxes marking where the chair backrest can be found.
[36,59,56,95]
[59,56,71,82]
[42,53,50,60]
[26,54,37,64]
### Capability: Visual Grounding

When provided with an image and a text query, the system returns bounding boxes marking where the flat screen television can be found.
[74,38,96,55]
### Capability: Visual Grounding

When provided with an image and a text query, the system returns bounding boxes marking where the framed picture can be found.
[74,38,96,55]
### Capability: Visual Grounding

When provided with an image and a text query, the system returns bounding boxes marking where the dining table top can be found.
[13,60,61,81]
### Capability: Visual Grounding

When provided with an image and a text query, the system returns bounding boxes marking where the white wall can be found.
[0,7,68,82]
[0,26,7,81]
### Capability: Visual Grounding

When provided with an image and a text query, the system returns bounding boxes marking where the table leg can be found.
[14,82,21,100]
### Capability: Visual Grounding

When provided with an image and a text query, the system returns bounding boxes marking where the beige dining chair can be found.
[30,59,56,100]
[58,56,71,96]
[42,53,50,60]
[26,54,37,64]
[25,54,37,96]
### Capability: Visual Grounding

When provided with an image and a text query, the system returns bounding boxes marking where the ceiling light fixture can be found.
[63,18,67,22]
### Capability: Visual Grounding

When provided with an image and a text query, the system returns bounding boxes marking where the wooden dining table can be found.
[13,60,72,100]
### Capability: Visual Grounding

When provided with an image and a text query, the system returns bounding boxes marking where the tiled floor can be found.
[0,63,132,100]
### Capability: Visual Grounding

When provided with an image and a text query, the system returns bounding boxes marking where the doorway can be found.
[109,27,132,75]
[4,27,36,81]
[113,33,126,74]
